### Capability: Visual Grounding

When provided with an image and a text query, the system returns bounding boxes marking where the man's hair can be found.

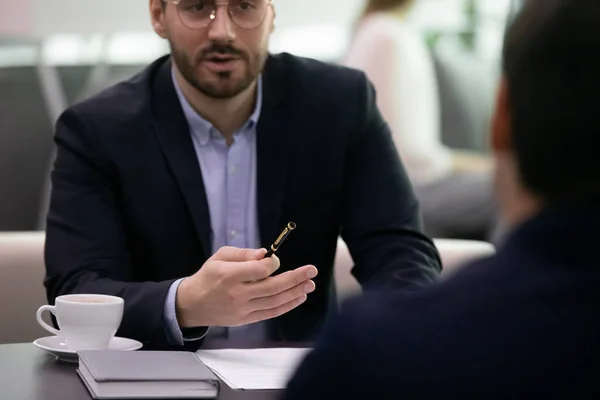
[503,0,600,202]
[363,0,415,14]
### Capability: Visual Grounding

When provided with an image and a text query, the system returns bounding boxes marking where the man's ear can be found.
[269,5,276,33]
[491,77,512,152]
[150,0,168,39]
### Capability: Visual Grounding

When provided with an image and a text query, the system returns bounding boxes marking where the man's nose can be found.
[207,5,236,42]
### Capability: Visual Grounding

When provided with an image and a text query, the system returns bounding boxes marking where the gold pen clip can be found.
[266,222,296,257]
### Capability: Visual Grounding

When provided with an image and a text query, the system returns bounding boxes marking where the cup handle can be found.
[36,305,60,336]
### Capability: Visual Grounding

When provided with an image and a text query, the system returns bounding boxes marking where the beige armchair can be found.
[0,231,48,344]
[0,232,495,344]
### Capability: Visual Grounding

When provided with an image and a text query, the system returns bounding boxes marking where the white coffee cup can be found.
[36,294,124,351]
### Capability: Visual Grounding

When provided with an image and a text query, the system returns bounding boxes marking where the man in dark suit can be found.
[44,0,440,351]
[285,0,600,397]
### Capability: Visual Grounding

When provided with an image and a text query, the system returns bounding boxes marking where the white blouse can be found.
[342,13,453,186]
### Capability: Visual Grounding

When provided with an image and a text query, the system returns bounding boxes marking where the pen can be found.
[265,222,297,257]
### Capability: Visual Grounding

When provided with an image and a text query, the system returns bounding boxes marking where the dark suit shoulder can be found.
[61,60,159,133]
[271,52,366,87]
[268,52,370,106]
[340,248,600,355]
[335,255,522,341]
[288,235,600,398]
[266,52,382,144]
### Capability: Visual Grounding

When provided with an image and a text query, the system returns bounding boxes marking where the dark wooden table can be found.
[0,341,304,400]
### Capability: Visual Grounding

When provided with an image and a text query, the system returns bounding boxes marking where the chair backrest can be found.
[0,67,55,231]
[434,238,496,277]
[0,231,48,344]
[334,237,496,301]
[433,49,499,153]
[37,64,148,230]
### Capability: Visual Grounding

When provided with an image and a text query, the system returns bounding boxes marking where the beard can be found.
[169,40,267,99]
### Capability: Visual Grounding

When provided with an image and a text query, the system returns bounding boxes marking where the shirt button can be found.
[230,166,237,174]
[230,230,237,238]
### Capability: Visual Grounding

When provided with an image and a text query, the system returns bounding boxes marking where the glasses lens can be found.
[229,0,268,29]
[177,0,214,29]
[176,0,268,29]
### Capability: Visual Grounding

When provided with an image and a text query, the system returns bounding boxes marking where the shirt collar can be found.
[171,66,263,146]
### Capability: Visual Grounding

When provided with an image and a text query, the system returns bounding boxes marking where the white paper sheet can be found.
[196,348,312,390]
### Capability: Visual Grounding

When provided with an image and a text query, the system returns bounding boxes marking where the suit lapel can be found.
[147,55,289,254]
[149,58,212,257]
[257,55,290,247]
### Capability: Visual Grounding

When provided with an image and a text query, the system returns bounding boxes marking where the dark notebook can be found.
[76,350,220,399]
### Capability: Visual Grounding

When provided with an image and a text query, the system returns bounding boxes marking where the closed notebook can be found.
[76,350,220,399]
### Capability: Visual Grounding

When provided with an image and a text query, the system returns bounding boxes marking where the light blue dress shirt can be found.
[163,68,264,346]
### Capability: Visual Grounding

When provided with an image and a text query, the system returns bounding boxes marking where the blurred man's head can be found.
[492,0,600,226]
[150,0,275,99]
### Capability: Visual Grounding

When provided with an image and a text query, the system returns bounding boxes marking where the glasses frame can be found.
[162,0,275,30]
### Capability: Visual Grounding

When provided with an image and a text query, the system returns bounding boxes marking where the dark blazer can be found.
[44,53,441,351]
[285,205,600,399]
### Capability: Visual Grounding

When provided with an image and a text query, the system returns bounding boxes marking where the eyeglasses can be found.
[163,0,274,30]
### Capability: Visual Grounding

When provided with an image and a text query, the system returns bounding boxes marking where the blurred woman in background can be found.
[342,0,499,242]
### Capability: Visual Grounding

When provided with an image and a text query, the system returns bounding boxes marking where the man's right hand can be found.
[175,247,318,328]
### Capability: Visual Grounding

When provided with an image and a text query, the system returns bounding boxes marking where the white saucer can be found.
[33,335,143,363]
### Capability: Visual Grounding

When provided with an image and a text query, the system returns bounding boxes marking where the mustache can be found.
[198,44,245,60]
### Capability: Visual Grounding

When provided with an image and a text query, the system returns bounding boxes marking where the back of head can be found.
[503,0,600,203]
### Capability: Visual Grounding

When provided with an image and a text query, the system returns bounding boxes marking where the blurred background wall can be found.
[0,0,517,232]
[0,0,512,63]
